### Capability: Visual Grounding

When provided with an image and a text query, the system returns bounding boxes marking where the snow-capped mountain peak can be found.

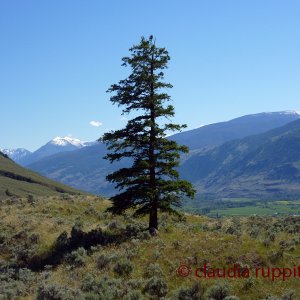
[50,136,87,148]
[0,148,32,162]
[281,110,300,115]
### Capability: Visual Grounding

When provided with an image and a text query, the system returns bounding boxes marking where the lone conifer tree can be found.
[101,36,195,230]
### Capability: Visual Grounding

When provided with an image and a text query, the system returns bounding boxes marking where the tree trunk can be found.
[148,49,158,232]
[149,207,158,230]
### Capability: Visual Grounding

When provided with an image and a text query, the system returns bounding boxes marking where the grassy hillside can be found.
[0,151,82,197]
[0,195,299,299]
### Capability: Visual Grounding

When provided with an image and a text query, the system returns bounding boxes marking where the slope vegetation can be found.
[0,151,82,197]
[0,195,299,299]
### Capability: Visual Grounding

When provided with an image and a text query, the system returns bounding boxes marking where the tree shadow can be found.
[28,226,128,271]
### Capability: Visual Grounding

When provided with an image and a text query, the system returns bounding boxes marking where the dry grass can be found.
[0,195,299,299]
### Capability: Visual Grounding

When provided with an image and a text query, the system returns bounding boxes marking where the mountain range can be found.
[4,110,299,199]
[170,110,300,150]
[1,136,95,166]
[180,118,300,199]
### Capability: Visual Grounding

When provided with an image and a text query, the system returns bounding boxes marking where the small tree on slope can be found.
[101,36,195,231]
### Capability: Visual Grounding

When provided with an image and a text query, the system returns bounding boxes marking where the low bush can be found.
[143,263,164,278]
[143,276,168,298]
[206,283,229,300]
[65,247,87,267]
[174,282,205,300]
[36,283,84,300]
[96,253,111,270]
[124,290,145,300]
[113,259,134,277]
[81,275,123,299]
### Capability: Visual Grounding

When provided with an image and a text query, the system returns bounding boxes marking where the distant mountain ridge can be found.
[25,111,300,198]
[1,136,96,166]
[170,110,300,150]
[180,118,300,199]
[0,148,32,164]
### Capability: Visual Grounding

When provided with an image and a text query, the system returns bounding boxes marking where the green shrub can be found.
[268,250,283,263]
[143,263,164,278]
[0,268,35,299]
[125,223,145,238]
[29,233,40,244]
[143,276,168,298]
[96,253,111,270]
[262,238,271,247]
[136,231,151,240]
[242,277,254,290]
[127,278,145,290]
[65,247,87,267]
[81,275,122,299]
[206,283,229,300]
[279,240,288,249]
[125,248,139,260]
[268,232,276,242]
[36,283,84,300]
[84,206,97,216]
[249,227,260,238]
[124,290,145,300]
[113,259,134,277]
[152,249,160,261]
[174,282,205,300]
[281,289,295,300]
[107,220,124,230]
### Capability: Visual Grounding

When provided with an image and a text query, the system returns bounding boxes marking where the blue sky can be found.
[1,1,300,151]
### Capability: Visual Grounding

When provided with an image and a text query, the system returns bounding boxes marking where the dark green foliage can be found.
[107,219,124,231]
[124,290,145,300]
[5,189,13,196]
[127,278,146,290]
[281,290,295,300]
[125,222,146,237]
[268,250,283,263]
[206,283,230,300]
[242,277,254,290]
[265,290,296,300]
[113,258,134,277]
[29,233,40,244]
[262,238,271,247]
[249,227,260,238]
[36,283,84,300]
[174,282,205,300]
[96,253,111,270]
[0,268,36,299]
[101,35,195,229]
[143,263,164,278]
[65,247,87,267]
[279,240,289,249]
[143,276,168,298]
[81,274,123,299]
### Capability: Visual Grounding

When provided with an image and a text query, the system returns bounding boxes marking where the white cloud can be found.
[89,120,103,127]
